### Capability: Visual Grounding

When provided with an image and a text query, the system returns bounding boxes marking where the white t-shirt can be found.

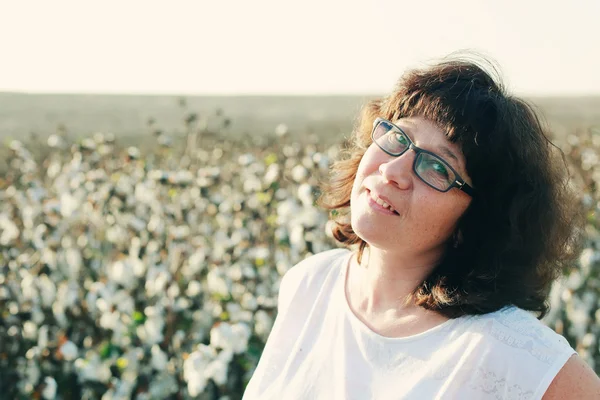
[243,248,577,400]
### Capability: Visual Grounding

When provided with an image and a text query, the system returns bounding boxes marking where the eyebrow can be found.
[438,146,460,164]
[395,121,462,167]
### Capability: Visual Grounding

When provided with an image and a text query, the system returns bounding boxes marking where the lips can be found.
[367,189,399,215]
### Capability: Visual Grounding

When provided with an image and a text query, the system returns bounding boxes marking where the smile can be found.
[367,190,399,216]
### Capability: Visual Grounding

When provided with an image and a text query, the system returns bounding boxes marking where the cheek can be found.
[355,146,380,180]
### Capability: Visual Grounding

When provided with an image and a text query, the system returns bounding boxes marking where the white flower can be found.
[60,340,78,361]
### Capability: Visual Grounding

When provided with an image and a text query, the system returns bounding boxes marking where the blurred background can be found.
[1,0,599,399]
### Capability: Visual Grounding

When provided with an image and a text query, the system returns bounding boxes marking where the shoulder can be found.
[282,248,351,284]
[460,306,585,397]
[542,354,600,399]
[277,248,351,311]
[475,306,575,353]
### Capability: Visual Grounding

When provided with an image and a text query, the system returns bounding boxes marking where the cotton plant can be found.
[3,124,597,399]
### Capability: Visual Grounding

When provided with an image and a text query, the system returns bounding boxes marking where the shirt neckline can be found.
[340,250,459,342]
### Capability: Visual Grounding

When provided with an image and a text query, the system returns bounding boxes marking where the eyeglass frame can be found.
[371,117,475,197]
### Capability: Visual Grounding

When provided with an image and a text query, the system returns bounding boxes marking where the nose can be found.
[378,149,415,190]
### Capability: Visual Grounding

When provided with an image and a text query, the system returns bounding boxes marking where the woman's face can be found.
[350,116,473,260]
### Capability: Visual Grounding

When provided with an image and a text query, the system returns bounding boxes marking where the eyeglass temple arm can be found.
[457,181,475,197]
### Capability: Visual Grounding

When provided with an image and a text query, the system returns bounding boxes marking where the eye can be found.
[431,160,449,177]
[422,157,450,179]
[394,133,409,146]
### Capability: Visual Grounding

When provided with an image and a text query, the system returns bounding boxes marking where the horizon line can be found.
[2,90,600,99]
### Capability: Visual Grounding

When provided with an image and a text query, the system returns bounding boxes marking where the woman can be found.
[243,56,600,399]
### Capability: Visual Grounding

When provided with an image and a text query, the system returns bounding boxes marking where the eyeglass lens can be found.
[373,120,456,191]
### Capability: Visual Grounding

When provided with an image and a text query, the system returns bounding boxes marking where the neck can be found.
[352,244,445,315]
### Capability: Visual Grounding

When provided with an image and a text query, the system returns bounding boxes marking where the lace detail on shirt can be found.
[471,307,572,365]
[467,366,534,400]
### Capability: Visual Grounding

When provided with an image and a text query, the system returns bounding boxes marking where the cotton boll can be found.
[207,350,232,385]
[60,340,78,361]
[20,273,38,303]
[185,249,207,277]
[297,183,314,207]
[22,321,38,340]
[65,248,83,280]
[243,176,262,193]
[151,345,168,371]
[186,280,202,297]
[207,269,231,298]
[60,193,78,218]
[75,354,112,383]
[241,292,258,311]
[42,376,57,399]
[38,325,49,349]
[108,260,136,290]
[297,207,321,228]
[254,310,274,340]
[277,199,300,225]
[210,322,251,354]
[264,163,280,186]
[114,290,135,315]
[291,165,308,182]
[238,154,255,166]
[0,214,20,245]
[183,345,215,397]
[99,310,120,330]
[143,315,165,345]
[289,225,306,253]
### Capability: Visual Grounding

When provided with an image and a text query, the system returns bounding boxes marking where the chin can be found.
[350,211,388,247]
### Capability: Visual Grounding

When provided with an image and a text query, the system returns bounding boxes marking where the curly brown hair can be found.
[319,55,582,319]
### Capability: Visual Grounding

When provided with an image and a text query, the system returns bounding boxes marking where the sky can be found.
[0,0,599,96]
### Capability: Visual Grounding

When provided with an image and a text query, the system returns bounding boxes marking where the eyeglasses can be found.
[371,118,475,196]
